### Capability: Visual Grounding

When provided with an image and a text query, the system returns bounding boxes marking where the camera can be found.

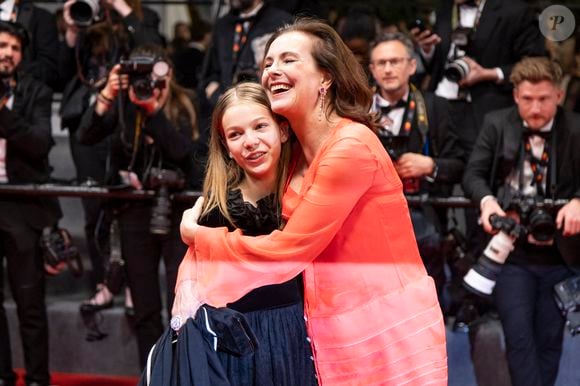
[70,0,100,27]
[147,168,185,235]
[443,27,473,83]
[507,196,556,243]
[554,275,580,336]
[119,56,169,100]
[463,215,522,297]
[40,226,83,277]
[379,135,421,194]
[0,78,12,100]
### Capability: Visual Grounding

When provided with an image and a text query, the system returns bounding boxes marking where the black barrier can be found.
[0,184,571,209]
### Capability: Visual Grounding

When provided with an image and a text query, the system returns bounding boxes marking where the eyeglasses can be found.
[371,57,412,69]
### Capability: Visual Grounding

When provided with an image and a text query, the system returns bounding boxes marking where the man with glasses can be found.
[369,32,464,303]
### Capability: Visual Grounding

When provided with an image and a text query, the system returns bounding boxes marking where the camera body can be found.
[463,196,558,297]
[554,275,580,336]
[70,0,100,27]
[0,78,12,100]
[506,196,557,243]
[119,56,169,100]
[443,27,473,83]
[147,168,185,235]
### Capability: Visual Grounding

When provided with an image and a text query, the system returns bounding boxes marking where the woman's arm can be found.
[178,129,385,306]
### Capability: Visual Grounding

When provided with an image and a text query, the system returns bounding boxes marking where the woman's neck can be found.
[291,110,341,165]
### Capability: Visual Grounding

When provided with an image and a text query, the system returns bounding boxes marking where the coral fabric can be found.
[177,118,448,385]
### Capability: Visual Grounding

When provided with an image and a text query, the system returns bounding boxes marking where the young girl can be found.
[175,82,316,385]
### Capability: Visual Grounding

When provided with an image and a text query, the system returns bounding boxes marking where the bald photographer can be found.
[463,57,580,386]
[0,21,61,386]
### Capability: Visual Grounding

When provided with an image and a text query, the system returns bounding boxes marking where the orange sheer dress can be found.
[176,118,448,385]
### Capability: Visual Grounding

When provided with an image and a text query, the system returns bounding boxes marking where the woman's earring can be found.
[318,87,327,121]
[228,152,233,159]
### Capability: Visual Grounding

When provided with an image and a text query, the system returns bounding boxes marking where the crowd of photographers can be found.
[1,0,580,385]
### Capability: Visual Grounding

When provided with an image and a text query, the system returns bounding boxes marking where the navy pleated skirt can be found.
[217,302,318,386]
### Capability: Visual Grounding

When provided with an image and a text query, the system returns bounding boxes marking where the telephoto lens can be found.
[70,0,100,27]
[463,231,516,297]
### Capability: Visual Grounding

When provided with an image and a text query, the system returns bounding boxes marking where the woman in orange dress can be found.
[174,19,448,385]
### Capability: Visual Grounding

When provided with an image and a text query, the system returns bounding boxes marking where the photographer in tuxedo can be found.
[0,21,61,386]
[369,32,464,301]
[463,57,580,386]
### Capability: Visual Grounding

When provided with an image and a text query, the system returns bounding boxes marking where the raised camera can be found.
[119,56,169,100]
[444,27,473,83]
[70,0,100,27]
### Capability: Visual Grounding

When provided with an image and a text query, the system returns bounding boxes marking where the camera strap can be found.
[412,85,433,156]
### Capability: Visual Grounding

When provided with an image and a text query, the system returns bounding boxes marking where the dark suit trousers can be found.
[494,262,573,386]
[0,202,49,385]
[118,203,187,369]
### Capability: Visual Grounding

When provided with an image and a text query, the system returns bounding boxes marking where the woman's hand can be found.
[95,64,128,115]
[103,0,133,18]
[181,196,204,245]
[171,279,203,331]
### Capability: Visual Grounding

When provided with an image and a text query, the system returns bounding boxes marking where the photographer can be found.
[0,21,61,386]
[463,57,580,386]
[58,0,163,312]
[369,32,464,302]
[0,0,60,89]
[201,0,291,107]
[77,44,205,368]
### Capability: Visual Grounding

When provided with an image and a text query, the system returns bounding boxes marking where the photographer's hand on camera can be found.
[457,56,500,88]
[480,197,506,234]
[394,153,436,179]
[102,0,132,18]
[556,198,580,237]
[410,28,441,57]
[95,64,128,115]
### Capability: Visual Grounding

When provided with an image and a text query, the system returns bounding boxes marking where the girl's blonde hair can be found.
[202,82,291,225]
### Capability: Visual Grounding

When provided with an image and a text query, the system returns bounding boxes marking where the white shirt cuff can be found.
[480,195,497,211]
[495,68,504,83]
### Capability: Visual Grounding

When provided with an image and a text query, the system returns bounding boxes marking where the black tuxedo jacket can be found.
[463,106,580,267]
[0,75,61,229]
[427,0,545,124]
[17,0,60,88]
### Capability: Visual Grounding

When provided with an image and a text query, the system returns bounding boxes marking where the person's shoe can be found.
[124,286,135,317]
[80,283,114,313]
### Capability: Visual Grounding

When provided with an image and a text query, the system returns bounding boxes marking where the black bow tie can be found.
[522,129,551,140]
[380,100,406,116]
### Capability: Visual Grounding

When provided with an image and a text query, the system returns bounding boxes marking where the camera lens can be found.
[70,0,100,27]
[132,77,154,100]
[528,208,555,242]
[150,186,172,235]
[444,58,470,83]
[463,231,515,296]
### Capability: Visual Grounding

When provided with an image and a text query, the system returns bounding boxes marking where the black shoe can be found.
[80,284,114,313]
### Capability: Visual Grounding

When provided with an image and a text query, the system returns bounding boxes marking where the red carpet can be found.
[15,369,139,386]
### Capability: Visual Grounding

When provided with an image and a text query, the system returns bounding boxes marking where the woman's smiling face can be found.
[261,31,326,121]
